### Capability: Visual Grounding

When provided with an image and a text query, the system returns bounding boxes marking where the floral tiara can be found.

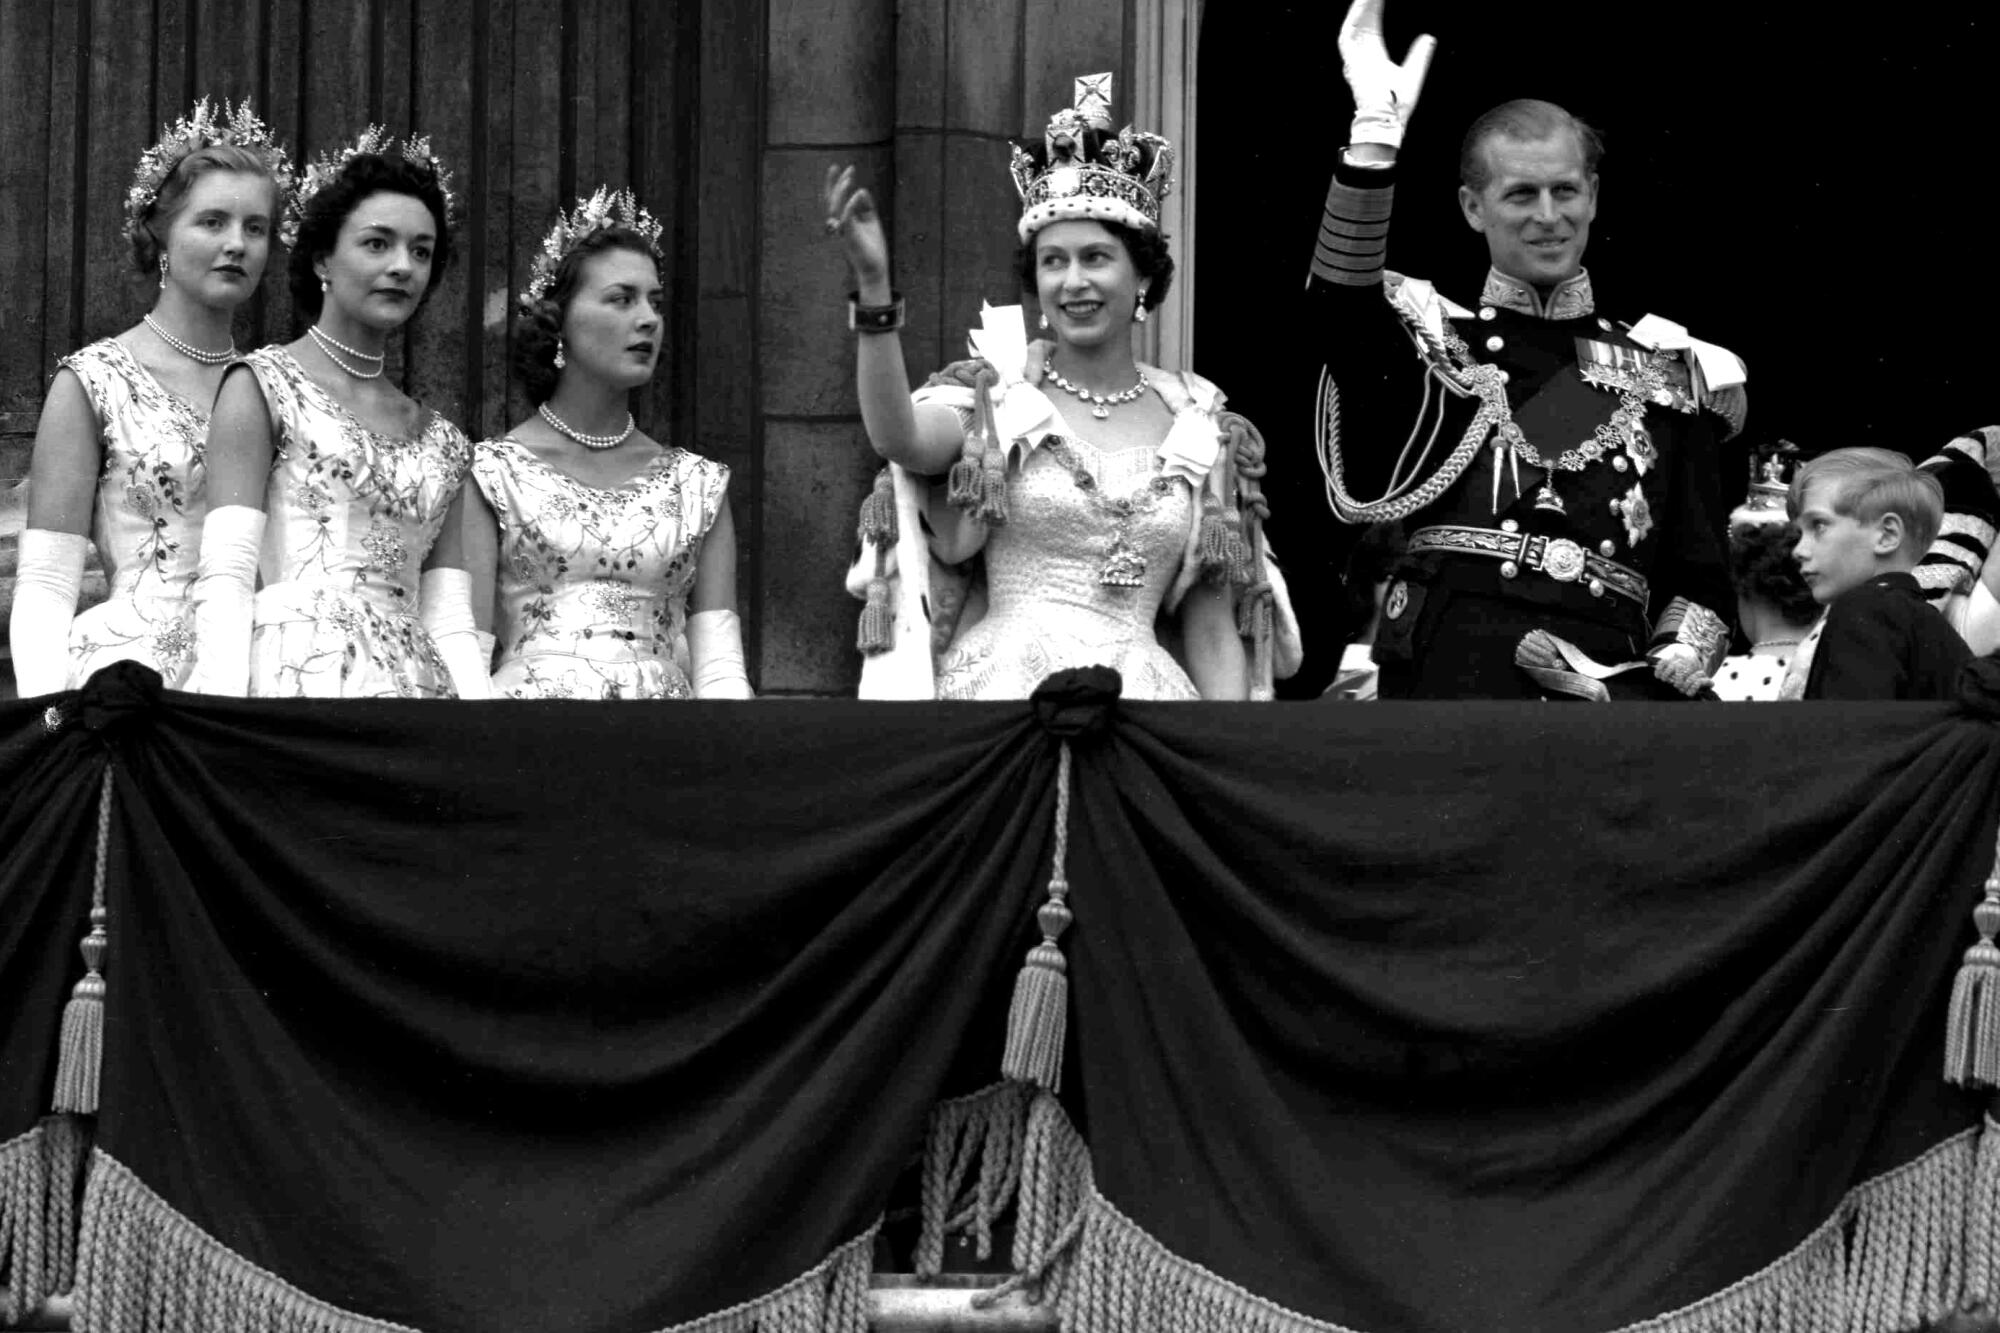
[124,99,294,249]
[280,125,462,249]
[520,187,665,307]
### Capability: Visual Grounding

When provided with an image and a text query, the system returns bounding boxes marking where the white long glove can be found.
[9,529,89,697]
[1339,0,1436,152]
[688,608,753,699]
[185,504,265,697]
[419,567,494,700]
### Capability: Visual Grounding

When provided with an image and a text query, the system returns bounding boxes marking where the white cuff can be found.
[420,567,492,700]
[185,505,265,696]
[1348,106,1406,152]
[688,608,752,699]
[8,529,89,697]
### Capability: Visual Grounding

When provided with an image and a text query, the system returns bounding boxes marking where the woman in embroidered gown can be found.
[9,102,289,696]
[190,128,487,699]
[459,189,749,700]
[827,77,1290,701]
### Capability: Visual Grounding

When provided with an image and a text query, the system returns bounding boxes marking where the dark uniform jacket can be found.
[1802,572,1972,701]
[1287,156,1737,700]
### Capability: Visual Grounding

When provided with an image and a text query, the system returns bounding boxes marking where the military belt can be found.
[1407,525,1649,608]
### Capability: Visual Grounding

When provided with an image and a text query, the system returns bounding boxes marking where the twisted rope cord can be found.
[1317,365,1500,524]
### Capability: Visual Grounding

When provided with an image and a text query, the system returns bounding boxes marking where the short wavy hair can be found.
[1460,99,1605,193]
[1014,219,1174,313]
[1728,520,1818,626]
[510,228,661,406]
[129,143,280,279]
[1788,447,1945,552]
[287,153,455,323]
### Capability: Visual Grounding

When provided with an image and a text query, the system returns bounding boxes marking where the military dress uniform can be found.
[1292,157,1739,700]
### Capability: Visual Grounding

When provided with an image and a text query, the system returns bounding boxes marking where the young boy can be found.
[1783,448,1973,700]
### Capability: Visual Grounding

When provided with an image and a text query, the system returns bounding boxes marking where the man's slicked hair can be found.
[1459,99,1605,192]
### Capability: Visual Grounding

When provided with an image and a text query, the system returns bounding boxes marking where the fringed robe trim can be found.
[0,1118,87,1325]
[75,1149,880,1333]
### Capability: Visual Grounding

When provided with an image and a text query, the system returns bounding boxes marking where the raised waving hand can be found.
[1339,0,1436,154]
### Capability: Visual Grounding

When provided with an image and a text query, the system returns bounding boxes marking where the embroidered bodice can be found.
[935,427,1199,701]
[249,347,470,609]
[473,438,729,699]
[68,340,208,607]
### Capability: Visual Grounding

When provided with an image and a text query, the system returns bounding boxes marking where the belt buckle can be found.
[1541,537,1587,583]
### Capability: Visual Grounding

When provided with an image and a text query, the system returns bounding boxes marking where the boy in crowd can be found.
[1782,448,1972,700]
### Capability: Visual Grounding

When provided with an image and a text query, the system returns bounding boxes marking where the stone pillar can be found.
[755,0,898,695]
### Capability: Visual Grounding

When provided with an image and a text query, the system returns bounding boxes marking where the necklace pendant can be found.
[1100,532,1147,586]
[1091,403,1111,420]
[1534,482,1566,515]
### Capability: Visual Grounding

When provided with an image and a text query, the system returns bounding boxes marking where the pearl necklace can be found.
[143,313,235,365]
[1750,638,1802,653]
[1042,358,1149,420]
[308,325,385,380]
[539,402,634,450]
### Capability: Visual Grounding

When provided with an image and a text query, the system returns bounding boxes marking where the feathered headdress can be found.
[124,99,294,248]
[281,125,460,249]
[520,187,665,307]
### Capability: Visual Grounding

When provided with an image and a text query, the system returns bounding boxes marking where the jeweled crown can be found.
[520,187,666,306]
[124,99,294,248]
[1732,440,1800,528]
[281,125,461,249]
[1010,74,1174,243]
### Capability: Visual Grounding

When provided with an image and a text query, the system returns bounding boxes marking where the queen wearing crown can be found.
[456,188,749,700]
[189,126,486,699]
[9,101,290,696]
[827,76,1296,701]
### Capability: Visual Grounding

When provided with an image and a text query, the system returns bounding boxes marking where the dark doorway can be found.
[1196,3,2000,492]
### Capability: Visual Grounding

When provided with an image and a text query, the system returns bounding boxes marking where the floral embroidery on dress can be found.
[471,437,728,701]
[59,340,209,689]
[362,519,409,574]
[243,346,470,699]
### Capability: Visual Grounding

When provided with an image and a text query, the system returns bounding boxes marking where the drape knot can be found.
[1031,667,1120,739]
[78,662,162,741]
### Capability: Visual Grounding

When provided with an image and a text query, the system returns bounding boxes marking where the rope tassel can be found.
[53,767,114,1115]
[1947,845,2000,1087]
[1003,743,1073,1093]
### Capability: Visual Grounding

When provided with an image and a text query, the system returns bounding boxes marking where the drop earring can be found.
[158,254,169,290]
[554,337,566,369]
[1134,291,1149,323]
[319,276,329,293]
[1038,312,1050,331]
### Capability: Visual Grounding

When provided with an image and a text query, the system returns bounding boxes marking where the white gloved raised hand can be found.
[1339,0,1436,153]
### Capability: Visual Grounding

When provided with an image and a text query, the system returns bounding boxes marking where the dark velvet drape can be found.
[2,666,1996,1332]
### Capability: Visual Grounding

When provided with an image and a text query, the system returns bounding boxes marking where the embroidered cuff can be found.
[1651,596,1730,673]
[1310,167,1395,288]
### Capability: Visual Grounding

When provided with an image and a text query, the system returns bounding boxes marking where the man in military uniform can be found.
[1289,0,1742,700]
